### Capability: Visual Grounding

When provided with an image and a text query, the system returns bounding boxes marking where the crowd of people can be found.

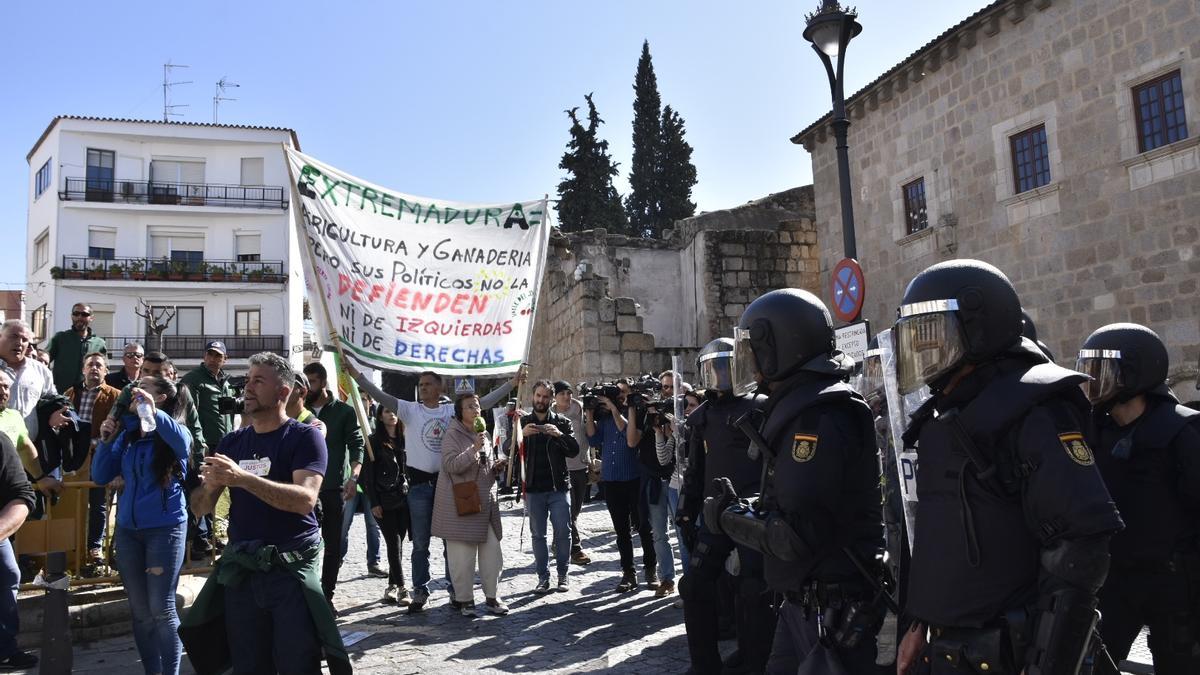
[0,253,1195,675]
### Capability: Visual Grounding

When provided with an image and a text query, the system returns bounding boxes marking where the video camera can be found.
[217,375,248,416]
[579,382,622,414]
[625,374,673,427]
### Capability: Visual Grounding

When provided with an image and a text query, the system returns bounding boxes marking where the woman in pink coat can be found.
[431,394,508,617]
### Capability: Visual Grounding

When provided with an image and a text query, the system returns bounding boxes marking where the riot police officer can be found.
[1077,323,1200,674]
[677,338,773,674]
[706,289,889,674]
[893,259,1124,675]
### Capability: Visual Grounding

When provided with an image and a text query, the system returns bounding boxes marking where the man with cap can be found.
[180,341,235,559]
[1078,323,1200,674]
[551,380,594,565]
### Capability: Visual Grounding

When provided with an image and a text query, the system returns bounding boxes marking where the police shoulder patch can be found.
[1058,432,1094,466]
[792,433,818,463]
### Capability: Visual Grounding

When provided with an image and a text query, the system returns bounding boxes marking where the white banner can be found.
[287,148,551,376]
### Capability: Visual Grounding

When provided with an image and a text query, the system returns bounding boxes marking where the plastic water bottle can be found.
[137,401,157,433]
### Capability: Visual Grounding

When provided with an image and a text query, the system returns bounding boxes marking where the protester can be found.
[46,303,107,393]
[63,352,120,574]
[552,381,593,565]
[364,405,411,605]
[520,380,581,593]
[105,343,145,391]
[179,342,232,559]
[346,360,520,612]
[431,394,508,617]
[301,362,365,611]
[285,373,326,437]
[180,352,349,675]
[586,379,656,592]
[92,377,192,675]
[0,320,64,442]
[0,433,35,670]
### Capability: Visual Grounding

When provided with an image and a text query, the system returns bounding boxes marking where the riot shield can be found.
[876,327,930,551]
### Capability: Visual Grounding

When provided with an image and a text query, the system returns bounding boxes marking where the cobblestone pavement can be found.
[62,494,1156,674]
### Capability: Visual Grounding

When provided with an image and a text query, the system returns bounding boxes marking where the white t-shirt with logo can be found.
[353,373,512,474]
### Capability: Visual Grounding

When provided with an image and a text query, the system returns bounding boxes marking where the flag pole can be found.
[283,146,374,462]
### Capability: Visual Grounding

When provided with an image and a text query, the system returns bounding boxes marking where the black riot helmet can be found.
[730,288,848,394]
[894,259,1022,394]
[1021,309,1056,361]
[1076,323,1169,405]
[697,337,736,396]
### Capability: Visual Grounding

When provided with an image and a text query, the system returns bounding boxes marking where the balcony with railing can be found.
[60,178,288,210]
[102,335,286,359]
[52,256,285,283]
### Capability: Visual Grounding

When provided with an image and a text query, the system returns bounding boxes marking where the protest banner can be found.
[286,148,551,376]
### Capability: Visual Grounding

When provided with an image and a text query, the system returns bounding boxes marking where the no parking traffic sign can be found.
[830,258,866,323]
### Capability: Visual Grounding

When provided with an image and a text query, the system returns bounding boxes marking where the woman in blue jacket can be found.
[93,376,191,675]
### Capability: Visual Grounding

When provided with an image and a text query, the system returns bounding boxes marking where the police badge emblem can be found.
[1058,432,1094,466]
[792,433,818,462]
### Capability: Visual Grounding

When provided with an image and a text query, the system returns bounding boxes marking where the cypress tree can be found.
[657,105,697,226]
[625,40,662,238]
[557,94,628,234]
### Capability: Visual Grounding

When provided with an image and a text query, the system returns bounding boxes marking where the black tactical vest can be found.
[697,394,766,499]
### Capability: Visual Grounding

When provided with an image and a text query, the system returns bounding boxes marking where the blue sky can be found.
[0,0,984,289]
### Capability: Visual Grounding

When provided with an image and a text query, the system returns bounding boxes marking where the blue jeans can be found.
[340,490,381,565]
[527,490,571,582]
[224,565,321,674]
[644,479,676,582]
[665,485,690,572]
[114,522,187,675]
[0,539,19,660]
[406,481,451,598]
[87,486,107,551]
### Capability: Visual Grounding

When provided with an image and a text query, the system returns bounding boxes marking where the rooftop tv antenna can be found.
[213,77,240,123]
[162,61,191,122]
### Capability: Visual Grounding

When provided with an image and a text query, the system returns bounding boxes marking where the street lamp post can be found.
[803,0,862,263]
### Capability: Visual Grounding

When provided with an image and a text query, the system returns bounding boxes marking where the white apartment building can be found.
[24,116,307,373]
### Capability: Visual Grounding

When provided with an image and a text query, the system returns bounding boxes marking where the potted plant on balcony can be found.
[146,259,167,281]
[186,262,206,281]
[128,259,146,281]
[88,263,107,280]
[107,263,125,280]
[209,263,227,282]
[247,268,265,282]
[168,260,187,281]
[49,267,64,280]
[65,262,84,279]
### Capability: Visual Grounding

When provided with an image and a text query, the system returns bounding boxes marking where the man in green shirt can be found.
[46,303,107,393]
[180,342,234,454]
[301,362,364,609]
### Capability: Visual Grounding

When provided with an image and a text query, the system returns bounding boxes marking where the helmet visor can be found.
[730,327,761,396]
[895,303,966,394]
[1076,349,1122,404]
[698,349,735,393]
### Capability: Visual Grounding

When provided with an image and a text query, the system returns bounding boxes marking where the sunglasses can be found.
[124,353,145,359]
[72,311,92,317]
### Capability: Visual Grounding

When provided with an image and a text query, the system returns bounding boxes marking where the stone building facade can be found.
[524,187,820,388]
[794,0,1200,392]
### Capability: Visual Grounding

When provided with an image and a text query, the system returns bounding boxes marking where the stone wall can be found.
[526,187,819,386]
[796,0,1200,393]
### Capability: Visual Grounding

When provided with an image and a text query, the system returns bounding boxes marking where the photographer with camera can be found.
[521,380,581,593]
[586,379,657,592]
[551,381,594,566]
[626,376,677,597]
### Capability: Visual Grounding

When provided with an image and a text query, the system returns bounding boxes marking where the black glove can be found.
[702,477,739,536]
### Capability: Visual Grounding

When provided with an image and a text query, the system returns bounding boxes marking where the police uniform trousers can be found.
[683,527,776,674]
[765,601,887,675]
[1097,561,1200,675]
